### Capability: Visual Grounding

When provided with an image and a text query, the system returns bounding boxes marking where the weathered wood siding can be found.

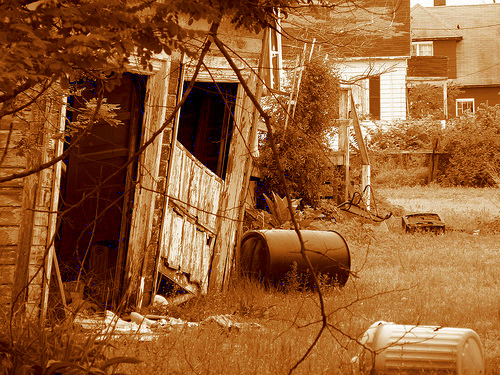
[160,141,222,293]
[209,76,259,292]
[0,114,25,308]
[336,58,408,121]
[0,91,62,317]
[125,59,170,304]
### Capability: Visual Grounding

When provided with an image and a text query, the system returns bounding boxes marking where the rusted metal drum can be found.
[239,229,350,286]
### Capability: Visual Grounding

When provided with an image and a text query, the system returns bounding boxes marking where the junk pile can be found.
[72,295,262,341]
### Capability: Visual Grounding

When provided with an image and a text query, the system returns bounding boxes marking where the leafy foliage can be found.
[407,83,462,119]
[0,311,141,374]
[0,0,304,124]
[258,58,340,207]
[368,118,443,151]
[439,104,500,187]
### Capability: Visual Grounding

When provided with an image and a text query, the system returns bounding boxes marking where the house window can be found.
[456,98,475,117]
[369,76,381,120]
[411,41,433,56]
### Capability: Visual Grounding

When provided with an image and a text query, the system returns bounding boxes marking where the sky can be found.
[410,0,496,6]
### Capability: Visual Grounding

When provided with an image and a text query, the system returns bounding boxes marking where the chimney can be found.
[434,0,446,6]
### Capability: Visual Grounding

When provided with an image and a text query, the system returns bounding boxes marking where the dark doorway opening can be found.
[56,73,147,307]
[177,82,238,178]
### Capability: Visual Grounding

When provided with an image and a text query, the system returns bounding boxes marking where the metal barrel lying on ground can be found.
[239,229,351,287]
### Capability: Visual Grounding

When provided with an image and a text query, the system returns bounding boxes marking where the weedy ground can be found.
[115,187,500,374]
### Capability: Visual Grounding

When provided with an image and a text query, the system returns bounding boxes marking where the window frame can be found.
[411,41,434,56]
[456,98,475,117]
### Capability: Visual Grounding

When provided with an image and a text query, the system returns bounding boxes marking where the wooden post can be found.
[362,165,371,210]
[339,90,350,202]
[443,80,448,120]
[350,93,371,209]
[40,95,68,322]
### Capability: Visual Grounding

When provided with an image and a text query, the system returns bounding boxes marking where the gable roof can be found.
[411,3,500,86]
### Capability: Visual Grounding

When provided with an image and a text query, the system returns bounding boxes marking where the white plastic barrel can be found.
[360,321,484,374]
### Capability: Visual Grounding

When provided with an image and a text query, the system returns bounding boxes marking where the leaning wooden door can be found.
[159,141,222,294]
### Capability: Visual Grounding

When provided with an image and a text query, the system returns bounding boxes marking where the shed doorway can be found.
[177,82,238,179]
[56,73,147,307]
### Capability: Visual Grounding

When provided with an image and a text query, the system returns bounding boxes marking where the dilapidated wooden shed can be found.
[0,16,281,318]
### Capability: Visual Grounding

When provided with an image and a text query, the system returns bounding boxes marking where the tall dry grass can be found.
[114,186,500,374]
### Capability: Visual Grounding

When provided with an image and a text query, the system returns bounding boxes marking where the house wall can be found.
[408,56,448,78]
[337,58,408,121]
[433,40,457,79]
[457,86,500,112]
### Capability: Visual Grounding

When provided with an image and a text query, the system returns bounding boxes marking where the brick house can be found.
[410,2,500,117]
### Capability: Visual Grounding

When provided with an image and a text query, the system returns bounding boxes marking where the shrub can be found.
[368,118,442,152]
[439,105,500,187]
[257,58,341,207]
[407,83,462,120]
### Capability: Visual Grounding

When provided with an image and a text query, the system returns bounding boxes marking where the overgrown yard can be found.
[115,186,499,374]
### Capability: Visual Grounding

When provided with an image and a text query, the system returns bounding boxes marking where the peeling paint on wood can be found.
[160,141,221,292]
[0,227,19,246]
[125,60,170,305]
[209,75,258,292]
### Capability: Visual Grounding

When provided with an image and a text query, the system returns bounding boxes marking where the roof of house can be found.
[411,3,500,86]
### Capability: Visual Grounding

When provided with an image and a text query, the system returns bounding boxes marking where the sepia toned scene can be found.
[0,0,498,373]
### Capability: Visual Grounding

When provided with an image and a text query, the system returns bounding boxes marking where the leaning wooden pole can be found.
[350,93,371,209]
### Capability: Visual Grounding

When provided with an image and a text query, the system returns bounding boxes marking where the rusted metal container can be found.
[360,321,484,374]
[239,229,350,286]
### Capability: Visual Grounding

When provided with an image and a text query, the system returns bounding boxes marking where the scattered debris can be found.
[203,314,262,332]
[73,310,262,340]
[153,294,169,308]
[74,311,154,341]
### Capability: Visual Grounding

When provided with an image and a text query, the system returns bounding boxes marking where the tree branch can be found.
[211,33,328,374]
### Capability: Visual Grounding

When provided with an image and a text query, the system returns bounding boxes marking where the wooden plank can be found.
[125,60,170,306]
[179,148,190,210]
[28,244,47,265]
[0,246,17,265]
[180,220,195,276]
[0,284,12,306]
[0,264,15,284]
[0,130,23,148]
[0,169,23,187]
[167,209,184,270]
[31,226,47,247]
[0,207,22,226]
[33,210,49,227]
[0,153,28,168]
[188,161,202,217]
[350,93,370,165]
[169,143,184,204]
[0,226,19,246]
[190,229,208,285]
[160,207,173,260]
[209,76,256,292]
[0,187,23,207]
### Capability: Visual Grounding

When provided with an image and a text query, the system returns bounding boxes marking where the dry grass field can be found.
[115,186,500,374]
